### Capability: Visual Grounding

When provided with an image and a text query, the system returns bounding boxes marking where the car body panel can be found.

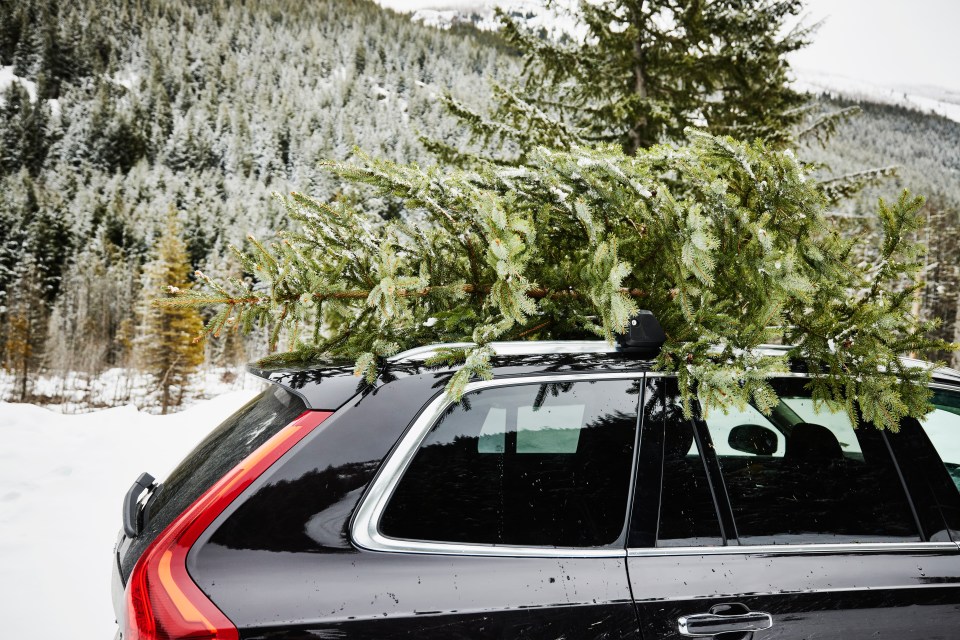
[112,342,960,639]
[195,548,639,640]
[629,376,960,640]
[628,546,960,639]
[189,366,642,638]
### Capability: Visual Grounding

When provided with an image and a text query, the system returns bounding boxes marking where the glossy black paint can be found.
[251,352,653,412]
[196,371,450,554]
[628,548,960,640]
[248,362,370,411]
[630,377,960,640]
[251,350,960,414]
[189,367,640,639]
[198,549,638,640]
[113,350,960,640]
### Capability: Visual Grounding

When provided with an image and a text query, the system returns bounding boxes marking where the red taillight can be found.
[123,410,333,640]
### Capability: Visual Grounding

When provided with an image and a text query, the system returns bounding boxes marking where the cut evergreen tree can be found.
[163,132,953,431]
[428,0,813,164]
[138,215,204,414]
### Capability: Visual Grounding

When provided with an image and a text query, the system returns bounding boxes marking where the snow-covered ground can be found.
[0,389,260,639]
[0,65,38,102]
[0,366,263,414]
[0,65,61,116]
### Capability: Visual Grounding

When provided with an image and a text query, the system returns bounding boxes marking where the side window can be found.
[380,379,640,547]
[923,389,960,494]
[703,380,920,545]
[700,401,785,457]
[656,379,724,547]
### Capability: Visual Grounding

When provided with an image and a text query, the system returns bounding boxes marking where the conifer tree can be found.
[0,83,52,176]
[3,257,46,402]
[432,0,812,164]
[137,215,204,414]
[166,133,953,431]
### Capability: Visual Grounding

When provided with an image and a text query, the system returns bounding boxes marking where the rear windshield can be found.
[120,385,306,581]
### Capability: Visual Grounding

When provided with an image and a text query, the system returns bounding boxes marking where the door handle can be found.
[677,611,773,637]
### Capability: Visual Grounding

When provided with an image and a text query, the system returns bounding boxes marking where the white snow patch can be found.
[114,71,139,90]
[384,0,589,41]
[0,366,262,414]
[0,390,260,639]
[0,65,61,117]
[0,65,38,102]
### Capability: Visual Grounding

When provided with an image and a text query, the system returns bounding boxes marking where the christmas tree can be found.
[163,132,952,431]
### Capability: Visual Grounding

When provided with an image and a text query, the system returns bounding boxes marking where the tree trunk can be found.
[18,356,27,402]
[626,10,649,155]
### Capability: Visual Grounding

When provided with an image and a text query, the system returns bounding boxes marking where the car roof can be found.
[391,341,960,384]
[249,340,960,410]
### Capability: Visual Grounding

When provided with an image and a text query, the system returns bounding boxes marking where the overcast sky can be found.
[792,0,960,91]
[376,0,960,92]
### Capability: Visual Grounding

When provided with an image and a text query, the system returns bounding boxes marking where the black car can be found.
[113,340,960,640]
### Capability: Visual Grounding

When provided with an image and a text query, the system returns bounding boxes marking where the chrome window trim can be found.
[628,541,960,557]
[929,382,960,393]
[350,372,643,558]
[352,361,960,558]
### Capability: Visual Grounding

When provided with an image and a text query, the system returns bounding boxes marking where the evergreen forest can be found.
[1,0,958,410]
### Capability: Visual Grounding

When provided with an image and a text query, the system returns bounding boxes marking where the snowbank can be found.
[0,390,259,639]
[0,366,263,414]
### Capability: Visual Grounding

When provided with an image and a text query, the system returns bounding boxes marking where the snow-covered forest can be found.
[1,0,958,411]
[800,99,960,363]
[0,0,514,409]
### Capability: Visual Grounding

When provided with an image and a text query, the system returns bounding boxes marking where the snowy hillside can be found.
[380,0,586,39]
[382,2,960,126]
[0,390,260,639]
[795,69,960,125]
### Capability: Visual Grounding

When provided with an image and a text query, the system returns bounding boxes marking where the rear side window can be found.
[703,381,919,545]
[380,380,640,547]
[121,386,306,580]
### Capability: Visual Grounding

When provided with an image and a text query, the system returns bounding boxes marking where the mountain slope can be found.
[0,0,517,399]
[2,0,959,400]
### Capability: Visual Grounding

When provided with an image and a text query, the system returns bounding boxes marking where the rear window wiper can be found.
[123,472,160,538]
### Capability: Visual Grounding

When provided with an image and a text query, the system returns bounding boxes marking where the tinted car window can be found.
[380,379,640,547]
[702,381,919,545]
[121,385,306,580]
[657,380,724,547]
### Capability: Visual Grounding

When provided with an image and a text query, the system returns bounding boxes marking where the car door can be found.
[628,376,960,640]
